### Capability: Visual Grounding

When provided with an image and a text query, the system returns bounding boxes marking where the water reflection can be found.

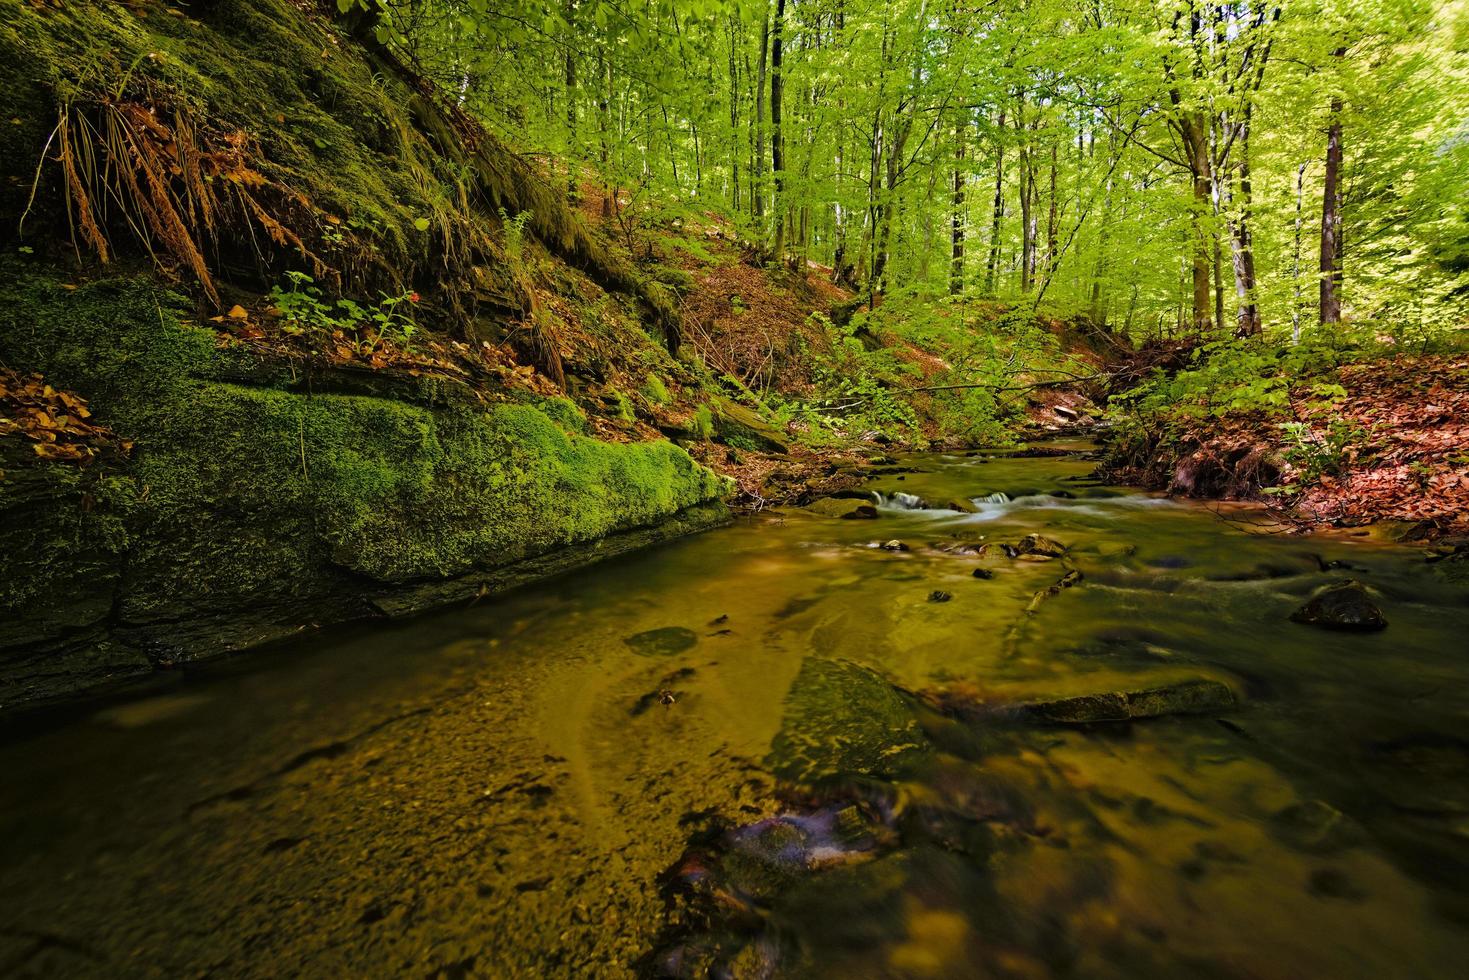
[1,446,1467,977]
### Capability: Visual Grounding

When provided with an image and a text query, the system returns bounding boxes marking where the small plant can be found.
[1277,418,1367,485]
[266,272,419,349]
[498,208,533,268]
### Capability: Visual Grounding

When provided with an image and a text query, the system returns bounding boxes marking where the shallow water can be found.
[3,445,1469,977]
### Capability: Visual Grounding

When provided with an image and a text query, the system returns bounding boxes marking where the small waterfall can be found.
[872,491,932,510]
[975,492,1010,505]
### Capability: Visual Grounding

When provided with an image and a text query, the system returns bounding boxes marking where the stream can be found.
[3,443,1468,978]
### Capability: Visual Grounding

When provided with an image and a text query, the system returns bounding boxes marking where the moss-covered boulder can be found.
[0,269,728,709]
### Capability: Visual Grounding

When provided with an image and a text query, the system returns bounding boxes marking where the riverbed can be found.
[3,444,1467,977]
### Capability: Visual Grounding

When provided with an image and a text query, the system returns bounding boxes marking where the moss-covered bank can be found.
[0,268,728,710]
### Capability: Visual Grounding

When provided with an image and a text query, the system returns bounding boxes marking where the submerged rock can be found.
[1013,533,1067,559]
[932,678,1236,727]
[928,591,952,603]
[807,497,879,519]
[624,626,700,657]
[767,659,930,784]
[971,568,994,580]
[880,540,910,552]
[1269,799,1364,854]
[1290,581,1387,632]
[931,540,988,557]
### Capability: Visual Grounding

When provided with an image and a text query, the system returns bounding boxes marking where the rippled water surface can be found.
[3,445,1469,977]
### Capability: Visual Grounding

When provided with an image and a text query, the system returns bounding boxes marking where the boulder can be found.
[710,396,790,453]
[944,498,979,513]
[1289,581,1387,631]
[1013,533,1067,559]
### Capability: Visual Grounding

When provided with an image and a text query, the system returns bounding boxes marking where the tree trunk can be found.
[1292,161,1307,341]
[985,109,1005,293]
[1180,115,1214,331]
[950,114,965,294]
[563,0,578,204]
[770,0,787,259]
[753,14,769,219]
[1319,50,1346,325]
[1231,111,1261,336]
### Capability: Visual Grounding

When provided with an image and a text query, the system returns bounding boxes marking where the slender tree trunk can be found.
[985,109,1005,292]
[770,0,787,258]
[729,19,741,212]
[597,49,612,218]
[1319,50,1346,325]
[1231,112,1261,336]
[1045,140,1057,282]
[950,114,966,294]
[1180,115,1214,332]
[563,0,579,205]
[1292,161,1307,341]
[753,14,769,219]
[1018,99,1034,293]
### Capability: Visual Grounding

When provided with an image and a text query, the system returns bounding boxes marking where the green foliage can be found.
[267,273,420,349]
[1275,418,1368,488]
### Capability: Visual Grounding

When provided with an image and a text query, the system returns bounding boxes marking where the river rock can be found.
[1269,799,1364,854]
[971,568,994,580]
[767,659,930,784]
[880,540,909,552]
[1020,679,1236,725]
[928,591,952,603]
[1014,533,1067,559]
[1289,581,1387,631]
[944,498,979,513]
[807,497,879,519]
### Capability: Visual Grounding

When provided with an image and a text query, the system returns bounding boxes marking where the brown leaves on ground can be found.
[210,304,561,399]
[0,369,131,465]
[1292,356,1469,536]
[679,250,845,393]
[1124,353,1469,540]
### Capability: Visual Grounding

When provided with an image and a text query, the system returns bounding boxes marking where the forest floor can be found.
[1100,351,1469,546]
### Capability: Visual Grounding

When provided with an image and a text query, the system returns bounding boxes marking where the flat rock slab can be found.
[767,659,930,784]
[1021,679,1237,725]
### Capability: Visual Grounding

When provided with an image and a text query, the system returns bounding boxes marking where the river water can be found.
[2,444,1468,977]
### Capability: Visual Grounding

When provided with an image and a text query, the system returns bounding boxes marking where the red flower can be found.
[409,292,420,303]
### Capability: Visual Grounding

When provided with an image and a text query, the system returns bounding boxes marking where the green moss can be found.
[608,388,636,422]
[641,374,671,406]
[691,404,715,441]
[537,395,588,434]
[0,267,727,622]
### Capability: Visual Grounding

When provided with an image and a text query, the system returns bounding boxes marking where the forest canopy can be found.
[351,0,1469,341]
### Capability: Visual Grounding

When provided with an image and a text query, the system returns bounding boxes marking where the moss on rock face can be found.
[0,267,728,706]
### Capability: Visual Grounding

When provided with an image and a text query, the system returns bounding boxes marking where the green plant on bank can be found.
[498,207,532,268]
[1271,418,1370,492]
[267,272,418,350]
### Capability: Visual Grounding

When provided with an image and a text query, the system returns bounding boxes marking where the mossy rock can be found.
[0,268,728,708]
[710,397,790,454]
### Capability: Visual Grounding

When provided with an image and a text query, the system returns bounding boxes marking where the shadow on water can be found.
[3,444,1469,977]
